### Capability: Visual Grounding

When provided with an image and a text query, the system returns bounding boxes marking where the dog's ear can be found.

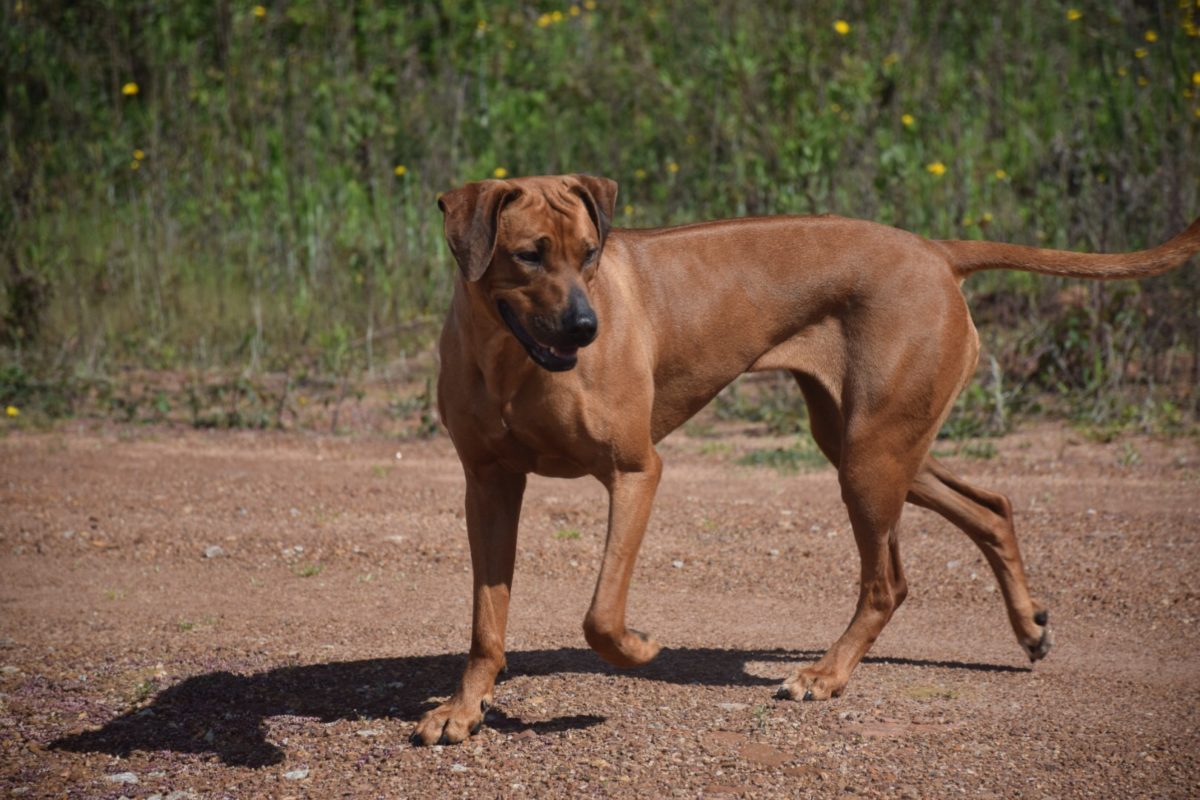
[438,181,522,282]
[570,174,618,249]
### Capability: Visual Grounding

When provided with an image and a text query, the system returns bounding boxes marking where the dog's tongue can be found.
[549,345,578,359]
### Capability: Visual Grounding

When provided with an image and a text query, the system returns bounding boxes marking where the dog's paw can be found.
[775,667,847,702]
[584,625,662,669]
[1021,610,1053,663]
[410,698,489,746]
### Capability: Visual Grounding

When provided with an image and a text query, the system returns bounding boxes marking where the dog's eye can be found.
[514,250,541,266]
[583,247,599,265]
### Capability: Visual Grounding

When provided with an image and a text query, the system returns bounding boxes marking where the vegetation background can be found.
[3,0,1198,436]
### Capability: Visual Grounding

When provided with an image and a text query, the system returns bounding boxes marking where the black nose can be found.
[562,286,598,346]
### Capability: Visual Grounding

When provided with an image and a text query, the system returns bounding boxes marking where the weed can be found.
[293,562,323,578]
[752,703,770,733]
[554,528,582,541]
[1118,441,1141,468]
[738,434,828,473]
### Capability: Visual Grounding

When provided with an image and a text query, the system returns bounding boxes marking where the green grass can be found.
[738,433,829,473]
[2,1,1198,428]
[554,528,582,541]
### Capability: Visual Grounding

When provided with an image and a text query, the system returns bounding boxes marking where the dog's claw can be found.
[409,731,423,746]
[774,684,792,700]
[1034,609,1049,626]
[802,689,814,701]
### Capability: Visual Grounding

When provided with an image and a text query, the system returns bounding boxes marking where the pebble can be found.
[450,763,468,772]
[283,767,309,781]
[717,702,748,711]
[106,772,138,784]
[203,545,226,559]
[356,728,384,737]
[672,559,684,569]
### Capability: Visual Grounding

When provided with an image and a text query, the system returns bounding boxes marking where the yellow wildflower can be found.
[901,113,915,127]
[981,211,994,223]
[122,82,139,96]
[962,215,974,227]
[667,161,679,174]
[1137,76,1148,87]
[994,169,1008,180]
[394,164,407,177]
[1066,8,1082,21]
[130,160,140,171]
[5,406,18,417]
[1134,47,1148,58]
[623,204,634,215]
[584,0,596,9]
[133,149,145,161]
[476,19,487,32]
[634,168,647,179]
[537,13,551,27]
[551,10,563,22]
[834,20,851,35]
[570,4,581,15]
[493,167,508,178]
[1117,66,1128,76]
[1193,70,1200,85]
[882,52,899,67]
[1195,108,1200,119]
[253,5,266,18]
[1144,30,1158,42]
[926,161,947,176]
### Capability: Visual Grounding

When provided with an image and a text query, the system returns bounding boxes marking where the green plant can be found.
[737,433,828,473]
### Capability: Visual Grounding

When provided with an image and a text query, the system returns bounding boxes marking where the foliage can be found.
[2,0,1198,429]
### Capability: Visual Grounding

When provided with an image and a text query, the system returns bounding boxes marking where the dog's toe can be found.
[1023,623,1054,662]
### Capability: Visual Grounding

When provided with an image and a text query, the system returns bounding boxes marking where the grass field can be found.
[3,1,1198,430]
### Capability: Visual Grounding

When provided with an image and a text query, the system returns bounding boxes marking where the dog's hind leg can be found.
[907,458,1051,661]
[583,448,664,668]
[776,399,926,701]
[412,465,525,745]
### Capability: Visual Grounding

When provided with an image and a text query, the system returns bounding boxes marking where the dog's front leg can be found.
[583,450,664,668]
[411,465,525,745]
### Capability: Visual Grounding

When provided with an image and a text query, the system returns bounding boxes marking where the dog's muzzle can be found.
[498,300,596,373]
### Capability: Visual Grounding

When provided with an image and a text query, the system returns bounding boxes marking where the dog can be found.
[412,173,1199,745]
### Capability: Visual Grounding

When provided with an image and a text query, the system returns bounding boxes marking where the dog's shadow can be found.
[50,647,1025,767]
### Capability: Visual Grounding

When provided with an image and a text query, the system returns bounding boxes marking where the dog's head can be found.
[438,174,618,372]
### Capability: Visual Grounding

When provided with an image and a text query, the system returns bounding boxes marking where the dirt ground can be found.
[1,418,1198,798]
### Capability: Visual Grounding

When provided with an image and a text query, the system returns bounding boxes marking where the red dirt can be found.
[1,420,1198,798]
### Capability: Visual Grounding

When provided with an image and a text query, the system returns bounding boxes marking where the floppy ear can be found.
[437,181,522,282]
[570,174,618,250]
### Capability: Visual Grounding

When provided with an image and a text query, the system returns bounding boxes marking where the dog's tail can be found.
[939,217,1200,280]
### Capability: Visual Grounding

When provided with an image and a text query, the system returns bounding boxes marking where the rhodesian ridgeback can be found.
[413,173,1199,745]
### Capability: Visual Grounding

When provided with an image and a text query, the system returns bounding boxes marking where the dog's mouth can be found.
[497,301,579,372]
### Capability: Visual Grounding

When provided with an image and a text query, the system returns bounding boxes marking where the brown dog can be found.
[412,173,1199,745]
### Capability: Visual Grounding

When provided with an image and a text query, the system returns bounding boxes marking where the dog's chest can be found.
[473,395,595,479]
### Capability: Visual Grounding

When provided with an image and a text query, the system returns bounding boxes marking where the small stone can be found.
[283,767,309,781]
[356,728,384,737]
[395,451,404,460]
[106,772,139,784]
[946,560,960,570]
[203,545,226,559]
[717,702,748,711]
[768,548,780,557]
[672,559,684,569]
[450,763,468,772]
